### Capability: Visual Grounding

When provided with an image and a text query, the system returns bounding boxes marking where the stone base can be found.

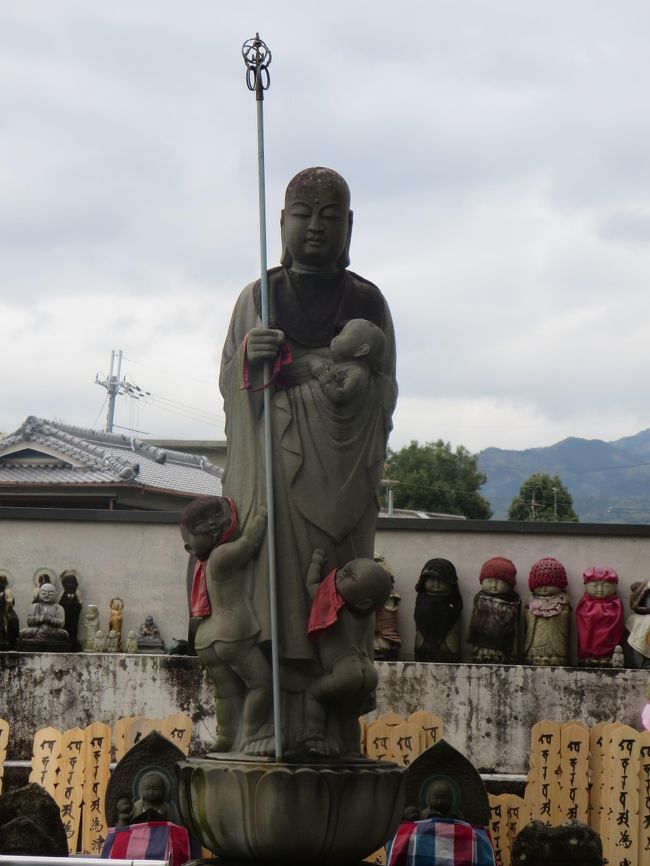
[177,756,405,864]
[15,640,71,653]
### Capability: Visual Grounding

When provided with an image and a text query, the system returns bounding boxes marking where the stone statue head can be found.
[60,570,79,592]
[86,604,99,623]
[418,774,462,820]
[137,771,168,806]
[415,559,458,595]
[280,167,353,271]
[180,496,237,560]
[38,583,57,604]
[330,319,386,368]
[335,558,392,615]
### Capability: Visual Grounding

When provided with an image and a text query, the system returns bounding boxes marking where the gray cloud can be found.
[3,0,650,453]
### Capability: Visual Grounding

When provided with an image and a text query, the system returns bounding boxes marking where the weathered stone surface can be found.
[0,782,68,856]
[512,819,602,865]
[373,661,647,773]
[1,653,648,774]
[177,757,404,863]
[0,652,213,758]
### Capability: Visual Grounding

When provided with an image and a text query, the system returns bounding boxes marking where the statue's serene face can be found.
[39,583,56,603]
[140,773,166,804]
[482,578,511,595]
[423,576,452,595]
[533,585,563,597]
[282,183,350,273]
[585,580,617,598]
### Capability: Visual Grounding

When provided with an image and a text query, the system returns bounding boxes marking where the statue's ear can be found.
[353,343,370,359]
[280,209,292,267]
[336,210,353,270]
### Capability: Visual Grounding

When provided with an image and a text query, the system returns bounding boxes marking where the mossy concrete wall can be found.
[0,652,646,775]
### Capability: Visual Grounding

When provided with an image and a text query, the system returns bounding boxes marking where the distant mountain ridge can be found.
[478,429,650,523]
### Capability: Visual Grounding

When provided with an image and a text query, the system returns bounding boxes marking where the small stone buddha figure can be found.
[576,566,624,667]
[125,630,138,653]
[414,558,463,662]
[523,557,571,666]
[82,605,100,652]
[0,570,19,650]
[19,582,69,649]
[107,630,120,652]
[132,770,175,822]
[59,570,82,651]
[93,629,108,652]
[626,580,650,668]
[468,557,521,664]
[109,596,125,644]
[374,554,402,661]
[137,615,165,652]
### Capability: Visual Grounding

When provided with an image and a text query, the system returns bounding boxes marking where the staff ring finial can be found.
[242,33,271,92]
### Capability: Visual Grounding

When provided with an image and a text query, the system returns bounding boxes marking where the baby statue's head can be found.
[479,557,517,595]
[180,496,238,560]
[528,557,568,597]
[335,558,392,615]
[330,318,385,367]
[583,565,619,598]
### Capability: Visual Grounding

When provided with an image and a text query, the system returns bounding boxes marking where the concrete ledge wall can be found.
[2,508,650,663]
[0,652,215,759]
[373,662,648,774]
[0,652,647,775]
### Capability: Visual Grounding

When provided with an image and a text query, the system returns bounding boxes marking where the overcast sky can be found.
[3,1,650,454]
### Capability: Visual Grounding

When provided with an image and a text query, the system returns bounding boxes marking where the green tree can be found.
[383,440,492,519]
[508,473,579,522]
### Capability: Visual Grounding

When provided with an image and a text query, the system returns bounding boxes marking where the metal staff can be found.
[242,33,282,761]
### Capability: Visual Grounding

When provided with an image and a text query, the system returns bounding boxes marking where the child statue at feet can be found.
[180,496,273,756]
[302,548,392,757]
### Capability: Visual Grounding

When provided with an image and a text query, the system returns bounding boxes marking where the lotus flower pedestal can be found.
[177,756,405,864]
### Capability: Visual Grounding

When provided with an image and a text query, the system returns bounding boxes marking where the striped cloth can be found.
[101,821,191,866]
[387,818,496,866]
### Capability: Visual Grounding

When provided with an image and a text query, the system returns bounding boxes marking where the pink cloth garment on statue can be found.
[307,568,345,640]
[642,702,650,732]
[528,592,569,618]
[576,594,624,658]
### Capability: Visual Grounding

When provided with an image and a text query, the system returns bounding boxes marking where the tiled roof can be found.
[0,416,222,497]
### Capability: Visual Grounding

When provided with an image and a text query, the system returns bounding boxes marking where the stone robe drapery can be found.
[219,267,396,678]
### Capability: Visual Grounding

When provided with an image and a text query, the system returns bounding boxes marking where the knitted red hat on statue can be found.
[529,557,568,591]
[583,565,619,584]
[479,557,517,587]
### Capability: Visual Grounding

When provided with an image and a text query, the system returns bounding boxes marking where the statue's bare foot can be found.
[212,734,234,752]
[297,731,340,758]
[242,725,275,757]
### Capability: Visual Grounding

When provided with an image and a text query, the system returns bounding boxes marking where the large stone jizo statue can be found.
[216,167,397,756]
[177,167,403,865]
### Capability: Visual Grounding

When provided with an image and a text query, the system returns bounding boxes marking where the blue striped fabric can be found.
[386,818,496,866]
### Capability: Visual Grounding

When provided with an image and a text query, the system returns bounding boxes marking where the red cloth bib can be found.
[190,560,210,618]
[307,569,345,639]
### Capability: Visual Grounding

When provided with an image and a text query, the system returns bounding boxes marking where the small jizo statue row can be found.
[414,556,626,667]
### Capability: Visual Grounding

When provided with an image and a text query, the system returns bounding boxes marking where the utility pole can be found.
[95,350,123,432]
[552,486,559,521]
